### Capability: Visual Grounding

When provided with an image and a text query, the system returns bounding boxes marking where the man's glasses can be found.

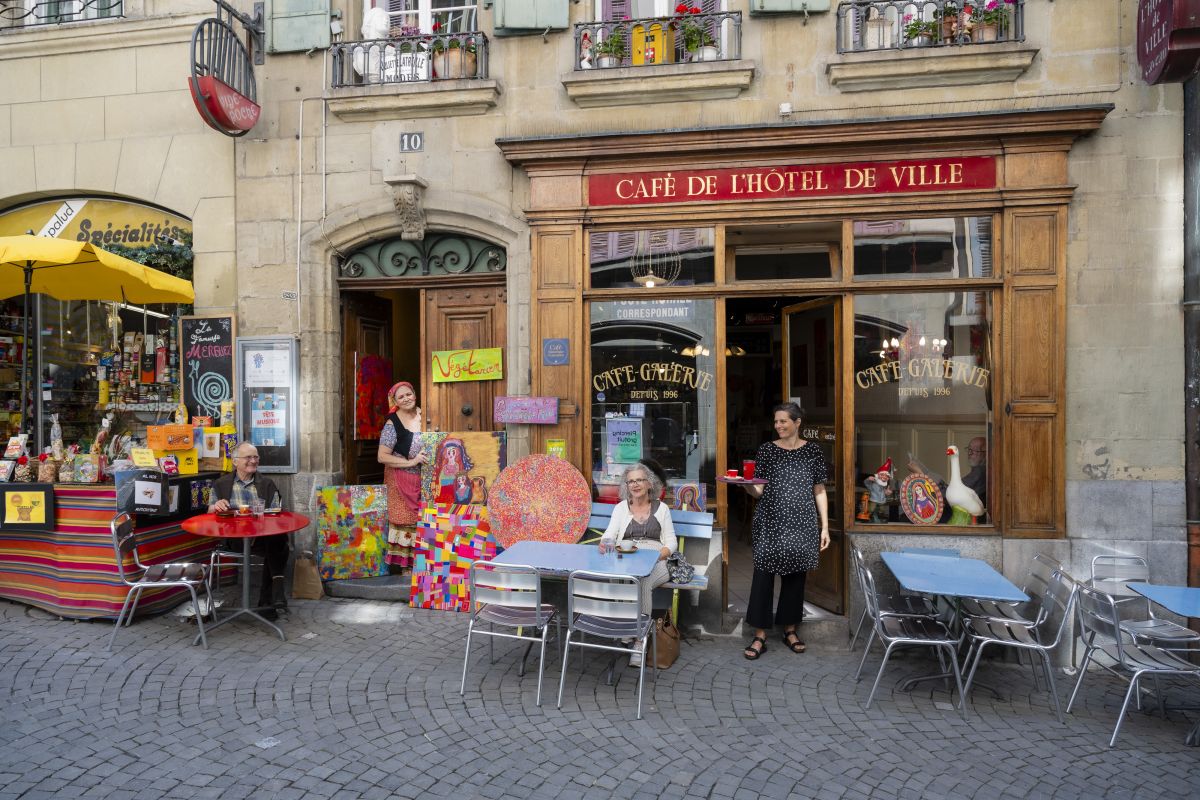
[966,447,985,456]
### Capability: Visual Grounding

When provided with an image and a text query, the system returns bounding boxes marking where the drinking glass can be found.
[252,498,266,517]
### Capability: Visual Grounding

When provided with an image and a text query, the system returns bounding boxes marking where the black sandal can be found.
[744,636,767,660]
[782,630,806,653]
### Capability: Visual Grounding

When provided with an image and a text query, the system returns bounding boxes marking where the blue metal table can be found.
[1126,582,1200,746]
[492,541,659,578]
[880,552,1027,696]
[881,552,1027,602]
[1127,582,1200,618]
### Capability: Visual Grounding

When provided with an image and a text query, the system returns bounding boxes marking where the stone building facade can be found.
[0,0,1186,629]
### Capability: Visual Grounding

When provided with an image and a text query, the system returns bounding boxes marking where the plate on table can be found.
[214,510,235,518]
[264,508,282,516]
[717,476,767,485]
[616,543,637,555]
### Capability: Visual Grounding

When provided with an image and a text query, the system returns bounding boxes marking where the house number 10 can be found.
[399,132,424,152]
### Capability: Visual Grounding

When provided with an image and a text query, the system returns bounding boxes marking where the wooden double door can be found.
[342,282,507,484]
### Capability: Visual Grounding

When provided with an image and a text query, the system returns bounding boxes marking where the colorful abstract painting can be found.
[670,482,706,513]
[486,454,592,549]
[355,354,393,440]
[316,485,389,580]
[418,431,507,505]
[409,503,500,612]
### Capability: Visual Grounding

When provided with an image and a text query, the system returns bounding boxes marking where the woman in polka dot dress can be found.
[736,402,829,660]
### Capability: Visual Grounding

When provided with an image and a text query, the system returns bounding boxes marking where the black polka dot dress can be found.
[751,441,829,575]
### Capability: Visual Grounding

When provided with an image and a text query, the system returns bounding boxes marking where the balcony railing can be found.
[0,0,122,28]
[574,11,742,71]
[331,32,489,88]
[836,1,1024,53]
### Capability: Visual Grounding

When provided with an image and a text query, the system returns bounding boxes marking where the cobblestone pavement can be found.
[2,596,1198,800]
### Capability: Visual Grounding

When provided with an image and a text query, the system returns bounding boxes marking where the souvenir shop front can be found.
[500,106,1108,621]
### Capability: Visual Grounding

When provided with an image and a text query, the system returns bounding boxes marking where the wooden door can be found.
[342,293,392,485]
[782,298,844,614]
[422,284,507,433]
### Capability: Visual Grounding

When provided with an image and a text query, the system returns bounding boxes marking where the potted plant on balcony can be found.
[936,2,967,43]
[675,4,719,61]
[902,14,938,47]
[969,0,1015,42]
[592,26,627,69]
[428,23,478,79]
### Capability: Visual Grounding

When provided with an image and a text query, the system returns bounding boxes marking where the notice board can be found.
[236,335,299,473]
[179,315,236,420]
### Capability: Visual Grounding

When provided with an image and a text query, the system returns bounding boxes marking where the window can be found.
[729,221,840,281]
[853,216,993,280]
[589,228,714,289]
[853,291,992,527]
[590,299,717,508]
[14,0,121,26]
[384,0,477,34]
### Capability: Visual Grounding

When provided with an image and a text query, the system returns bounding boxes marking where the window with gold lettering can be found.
[589,299,717,508]
[589,227,715,289]
[853,292,992,527]
[853,217,993,280]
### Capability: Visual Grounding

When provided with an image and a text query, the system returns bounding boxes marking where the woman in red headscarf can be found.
[377,381,427,569]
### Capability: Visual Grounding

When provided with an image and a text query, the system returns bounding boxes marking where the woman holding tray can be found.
[377,381,427,570]
[734,402,829,660]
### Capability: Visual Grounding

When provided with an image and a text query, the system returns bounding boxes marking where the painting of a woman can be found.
[434,438,474,503]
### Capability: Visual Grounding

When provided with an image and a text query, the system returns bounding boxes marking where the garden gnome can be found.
[864,457,893,523]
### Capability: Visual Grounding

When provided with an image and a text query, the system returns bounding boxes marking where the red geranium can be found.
[17,455,28,465]
[37,453,48,462]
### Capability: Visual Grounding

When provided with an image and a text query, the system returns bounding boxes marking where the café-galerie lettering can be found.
[589,157,996,206]
[593,363,715,399]
[856,358,991,392]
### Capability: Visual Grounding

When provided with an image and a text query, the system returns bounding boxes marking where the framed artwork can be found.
[900,473,944,525]
[0,483,56,531]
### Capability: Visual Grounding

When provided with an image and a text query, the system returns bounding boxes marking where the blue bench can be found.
[585,502,713,622]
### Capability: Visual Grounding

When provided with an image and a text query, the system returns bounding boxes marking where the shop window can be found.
[384,0,478,33]
[589,299,717,509]
[729,221,840,281]
[853,291,992,527]
[589,227,714,289]
[853,216,993,280]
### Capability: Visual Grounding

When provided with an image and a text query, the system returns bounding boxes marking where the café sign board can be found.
[188,2,264,137]
[589,156,996,207]
[431,348,504,383]
[494,396,559,425]
[1138,0,1200,84]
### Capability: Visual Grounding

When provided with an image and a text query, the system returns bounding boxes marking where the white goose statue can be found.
[945,445,985,525]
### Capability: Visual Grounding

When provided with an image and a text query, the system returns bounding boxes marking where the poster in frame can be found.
[0,483,56,531]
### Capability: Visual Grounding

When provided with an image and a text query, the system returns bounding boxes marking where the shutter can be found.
[749,0,831,14]
[602,0,629,22]
[267,0,331,53]
[1002,209,1066,538]
[492,0,569,34]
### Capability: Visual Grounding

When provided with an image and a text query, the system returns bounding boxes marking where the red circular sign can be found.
[1138,0,1200,85]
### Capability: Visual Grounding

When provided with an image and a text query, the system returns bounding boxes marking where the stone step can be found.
[323,574,411,601]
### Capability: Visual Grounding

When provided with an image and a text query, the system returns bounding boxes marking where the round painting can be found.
[486,454,592,548]
[900,473,944,525]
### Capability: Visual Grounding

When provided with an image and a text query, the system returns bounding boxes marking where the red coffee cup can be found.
[742,460,756,480]
[725,469,739,478]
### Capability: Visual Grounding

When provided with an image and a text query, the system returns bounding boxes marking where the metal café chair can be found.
[848,544,936,652]
[1089,555,1200,650]
[852,551,965,717]
[108,512,215,651]
[557,570,656,720]
[958,552,1062,629]
[459,561,560,707]
[960,569,1079,723]
[1067,583,1200,747]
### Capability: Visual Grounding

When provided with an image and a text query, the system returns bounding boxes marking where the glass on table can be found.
[252,499,266,517]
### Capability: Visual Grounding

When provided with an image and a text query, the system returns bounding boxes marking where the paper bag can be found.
[654,617,680,669]
[292,550,324,600]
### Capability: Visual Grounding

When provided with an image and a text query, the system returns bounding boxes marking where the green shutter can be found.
[267,0,330,53]
[749,0,832,14]
[490,0,569,37]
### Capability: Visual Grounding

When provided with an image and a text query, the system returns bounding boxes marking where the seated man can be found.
[208,442,289,618]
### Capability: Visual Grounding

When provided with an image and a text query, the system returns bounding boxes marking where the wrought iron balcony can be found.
[574,10,742,71]
[836,1,1024,53]
[0,0,122,28]
[331,32,489,87]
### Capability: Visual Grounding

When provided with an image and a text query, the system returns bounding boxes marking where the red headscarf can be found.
[388,381,415,413]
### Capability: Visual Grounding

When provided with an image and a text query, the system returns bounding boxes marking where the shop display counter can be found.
[0,472,221,620]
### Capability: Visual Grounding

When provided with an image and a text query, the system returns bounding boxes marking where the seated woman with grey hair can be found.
[599,462,678,664]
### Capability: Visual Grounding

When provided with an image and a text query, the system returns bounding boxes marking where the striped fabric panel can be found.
[0,486,216,620]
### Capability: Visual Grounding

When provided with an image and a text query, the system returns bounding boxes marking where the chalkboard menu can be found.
[179,315,236,421]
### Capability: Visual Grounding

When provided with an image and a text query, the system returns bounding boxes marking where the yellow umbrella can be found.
[0,234,195,433]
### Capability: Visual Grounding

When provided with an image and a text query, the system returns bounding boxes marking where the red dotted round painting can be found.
[900,473,944,525]
[486,454,592,548]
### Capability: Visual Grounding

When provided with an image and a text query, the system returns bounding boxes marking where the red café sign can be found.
[1138,0,1200,84]
[187,14,261,137]
[589,157,997,207]
[190,75,261,133]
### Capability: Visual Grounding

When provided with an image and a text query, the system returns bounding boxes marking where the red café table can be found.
[183,511,311,642]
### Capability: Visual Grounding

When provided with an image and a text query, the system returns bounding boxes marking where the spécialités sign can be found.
[589,157,996,207]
